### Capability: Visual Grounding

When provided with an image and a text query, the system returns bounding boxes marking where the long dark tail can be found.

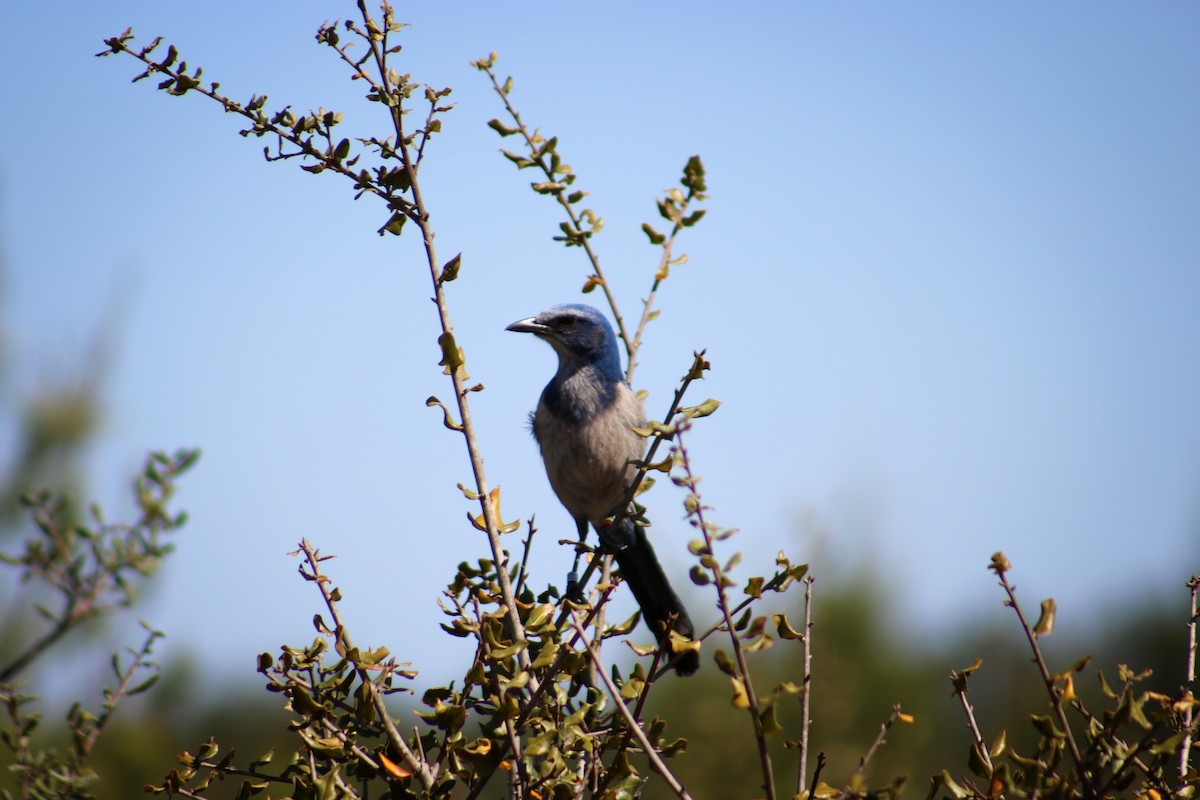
[608,520,699,676]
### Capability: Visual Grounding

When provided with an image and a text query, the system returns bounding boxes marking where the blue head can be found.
[506,304,624,383]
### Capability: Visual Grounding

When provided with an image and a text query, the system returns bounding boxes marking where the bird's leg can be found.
[566,517,589,603]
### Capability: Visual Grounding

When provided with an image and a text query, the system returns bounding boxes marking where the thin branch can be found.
[97,32,404,216]
[1091,715,1169,799]
[854,704,901,778]
[797,574,815,796]
[514,517,537,597]
[298,540,438,792]
[400,93,534,691]
[191,761,292,785]
[675,422,775,800]
[808,752,827,800]
[462,586,616,800]
[949,665,992,776]
[553,351,708,630]
[345,4,538,685]
[587,553,612,690]
[101,20,535,680]
[1180,574,1198,779]
[624,183,704,384]
[592,633,669,798]
[0,613,82,683]
[476,64,631,356]
[992,558,1093,799]
[79,624,164,757]
[569,614,694,800]
[1069,699,1173,798]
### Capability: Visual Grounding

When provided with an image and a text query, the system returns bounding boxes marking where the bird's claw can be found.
[565,571,586,603]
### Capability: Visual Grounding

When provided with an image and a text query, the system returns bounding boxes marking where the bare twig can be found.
[854,704,902,778]
[797,574,815,796]
[514,516,538,597]
[1181,574,1199,779]
[587,553,612,690]
[809,752,827,799]
[190,760,292,786]
[949,661,992,775]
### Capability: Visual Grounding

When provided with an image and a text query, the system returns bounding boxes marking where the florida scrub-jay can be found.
[507,303,699,676]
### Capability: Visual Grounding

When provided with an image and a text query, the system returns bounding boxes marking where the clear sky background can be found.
[2,3,1198,692]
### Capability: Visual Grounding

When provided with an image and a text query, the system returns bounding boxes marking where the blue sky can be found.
[2,2,1198,690]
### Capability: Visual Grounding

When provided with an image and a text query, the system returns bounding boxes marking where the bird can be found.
[507,303,699,676]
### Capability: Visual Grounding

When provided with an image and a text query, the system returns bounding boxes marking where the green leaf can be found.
[127,673,161,696]
[773,613,804,640]
[759,702,783,735]
[426,396,464,431]
[378,211,406,236]
[488,639,528,662]
[631,419,675,438]
[681,398,720,419]
[437,331,465,374]
[641,223,666,245]
[682,154,707,194]
[660,737,688,757]
[950,658,983,695]
[531,641,559,669]
[967,742,991,778]
[531,181,566,195]
[929,770,969,800]
[1029,714,1065,739]
[683,351,711,381]
[733,607,752,631]
[381,166,411,192]
[1033,598,1056,636]
[500,149,534,168]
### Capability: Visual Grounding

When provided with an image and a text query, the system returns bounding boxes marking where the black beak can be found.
[506,316,549,334]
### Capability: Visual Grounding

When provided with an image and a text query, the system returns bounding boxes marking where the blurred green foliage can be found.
[2,571,1188,799]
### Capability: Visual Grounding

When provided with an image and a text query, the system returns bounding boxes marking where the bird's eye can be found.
[558,317,577,330]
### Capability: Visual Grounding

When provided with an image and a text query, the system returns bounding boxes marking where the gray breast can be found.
[534,382,645,527]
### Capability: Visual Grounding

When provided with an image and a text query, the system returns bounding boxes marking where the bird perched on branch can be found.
[507,303,699,676]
